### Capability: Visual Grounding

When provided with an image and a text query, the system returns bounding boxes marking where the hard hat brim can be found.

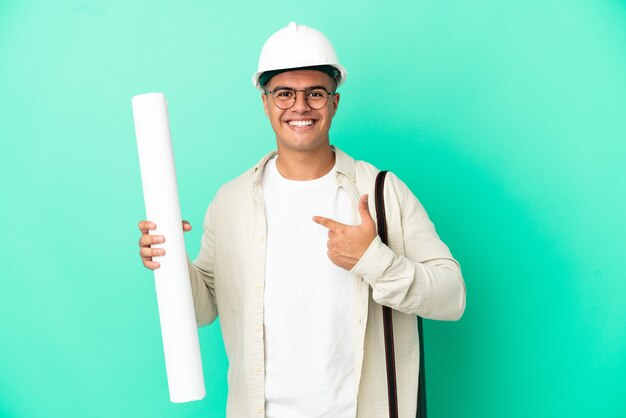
[252,63,347,91]
[256,65,341,89]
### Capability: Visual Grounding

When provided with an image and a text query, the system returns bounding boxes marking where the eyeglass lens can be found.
[270,88,331,110]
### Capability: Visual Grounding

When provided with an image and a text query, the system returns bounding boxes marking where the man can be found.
[138,22,465,418]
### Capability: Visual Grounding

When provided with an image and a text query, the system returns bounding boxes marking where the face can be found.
[262,70,340,154]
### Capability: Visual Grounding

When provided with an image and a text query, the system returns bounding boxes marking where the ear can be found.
[331,92,340,117]
[261,93,269,118]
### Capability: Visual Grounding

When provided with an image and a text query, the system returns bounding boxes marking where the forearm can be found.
[351,236,466,320]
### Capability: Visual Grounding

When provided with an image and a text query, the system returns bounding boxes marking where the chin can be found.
[279,137,328,152]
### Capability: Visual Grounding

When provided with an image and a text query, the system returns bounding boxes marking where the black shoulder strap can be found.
[374,170,427,418]
[375,171,398,418]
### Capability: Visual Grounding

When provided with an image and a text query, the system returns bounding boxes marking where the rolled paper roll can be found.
[132,92,206,403]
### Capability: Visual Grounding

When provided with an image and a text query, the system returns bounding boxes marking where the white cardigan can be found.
[189,146,466,418]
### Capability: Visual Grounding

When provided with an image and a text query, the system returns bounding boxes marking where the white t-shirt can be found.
[262,157,357,418]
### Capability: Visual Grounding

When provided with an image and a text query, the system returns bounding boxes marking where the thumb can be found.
[358,194,374,225]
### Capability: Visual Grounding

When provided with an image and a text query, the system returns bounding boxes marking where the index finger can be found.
[138,220,156,234]
[312,216,345,231]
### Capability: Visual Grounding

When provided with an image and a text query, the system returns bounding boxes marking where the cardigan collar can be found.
[251,145,356,184]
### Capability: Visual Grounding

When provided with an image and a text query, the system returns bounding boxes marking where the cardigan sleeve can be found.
[351,173,466,320]
[188,199,219,327]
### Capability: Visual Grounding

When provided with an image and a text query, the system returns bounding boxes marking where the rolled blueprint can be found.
[132,92,205,403]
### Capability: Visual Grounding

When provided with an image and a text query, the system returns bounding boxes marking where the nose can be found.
[291,90,311,112]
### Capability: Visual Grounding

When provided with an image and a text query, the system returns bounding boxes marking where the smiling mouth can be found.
[288,120,315,127]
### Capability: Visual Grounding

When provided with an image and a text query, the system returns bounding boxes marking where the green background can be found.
[1,1,624,417]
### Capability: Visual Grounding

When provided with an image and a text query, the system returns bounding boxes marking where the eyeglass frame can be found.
[263,86,337,110]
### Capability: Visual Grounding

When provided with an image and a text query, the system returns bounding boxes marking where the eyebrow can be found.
[272,85,331,91]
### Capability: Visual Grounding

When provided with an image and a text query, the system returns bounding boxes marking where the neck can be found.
[275,145,335,180]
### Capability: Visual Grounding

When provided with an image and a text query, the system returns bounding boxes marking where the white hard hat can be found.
[252,22,347,91]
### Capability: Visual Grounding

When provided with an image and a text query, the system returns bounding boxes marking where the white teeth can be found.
[288,120,314,127]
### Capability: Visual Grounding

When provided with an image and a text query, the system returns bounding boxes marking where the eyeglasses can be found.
[264,87,336,110]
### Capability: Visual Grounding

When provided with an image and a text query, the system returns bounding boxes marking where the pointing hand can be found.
[312,194,377,270]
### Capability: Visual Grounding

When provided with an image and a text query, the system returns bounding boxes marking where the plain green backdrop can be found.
[1,1,625,417]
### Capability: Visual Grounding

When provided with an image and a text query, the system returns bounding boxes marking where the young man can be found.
[138,22,466,418]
